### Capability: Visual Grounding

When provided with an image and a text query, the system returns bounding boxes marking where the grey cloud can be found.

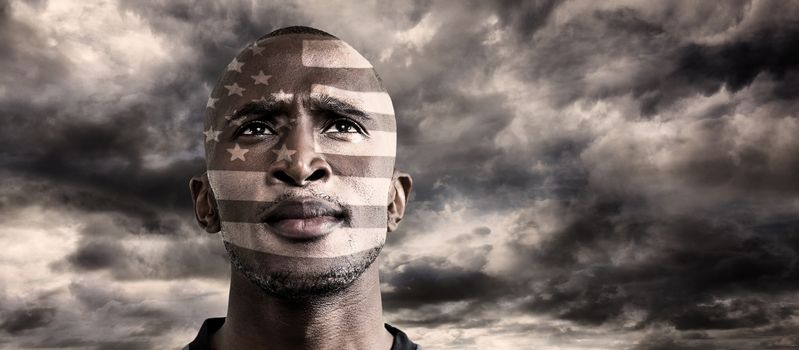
[67,238,125,270]
[495,0,560,40]
[381,257,508,310]
[0,307,57,334]
[62,222,229,280]
[670,298,781,331]
[0,1,69,100]
[505,198,799,327]
[640,28,799,115]
[21,337,154,350]
[2,0,799,348]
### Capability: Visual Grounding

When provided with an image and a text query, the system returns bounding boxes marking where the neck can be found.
[212,262,393,350]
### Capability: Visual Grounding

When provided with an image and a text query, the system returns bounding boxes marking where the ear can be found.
[387,169,413,232]
[189,173,221,233]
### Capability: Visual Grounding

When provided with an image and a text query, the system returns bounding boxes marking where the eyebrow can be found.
[309,93,372,121]
[228,98,284,123]
[225,93,375,126]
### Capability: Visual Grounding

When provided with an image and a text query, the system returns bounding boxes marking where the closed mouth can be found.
[261,198,346,240]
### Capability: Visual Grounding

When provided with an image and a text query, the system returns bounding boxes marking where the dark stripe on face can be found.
[217,200,388,228]
[207,149,395,178]
[209,171,391,205]
[227,242,382,276]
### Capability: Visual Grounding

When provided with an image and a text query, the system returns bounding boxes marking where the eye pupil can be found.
[240,122,273,136]
[336,122,351,132]
[322,120,363,135]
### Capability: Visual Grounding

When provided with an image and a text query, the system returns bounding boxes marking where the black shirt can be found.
[184,317,421,350]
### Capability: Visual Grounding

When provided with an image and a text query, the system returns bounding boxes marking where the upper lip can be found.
[261,198,345,222]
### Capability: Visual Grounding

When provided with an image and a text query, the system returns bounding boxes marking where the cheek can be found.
[207,138,281,173]
[314,132,396,158]
[315,133,396,181]
[315,134,395,211]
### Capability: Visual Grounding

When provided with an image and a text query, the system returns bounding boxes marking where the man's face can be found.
[201,34,398,297]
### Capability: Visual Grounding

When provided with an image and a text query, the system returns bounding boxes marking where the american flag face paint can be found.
[203,33,397,260]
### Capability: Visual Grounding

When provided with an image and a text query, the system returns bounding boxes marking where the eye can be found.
[237,121,275,136]
[323,119,364,134]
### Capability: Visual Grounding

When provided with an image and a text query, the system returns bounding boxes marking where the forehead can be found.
[208,34,387,119]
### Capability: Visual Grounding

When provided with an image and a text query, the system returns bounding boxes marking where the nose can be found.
[268,117,332,187]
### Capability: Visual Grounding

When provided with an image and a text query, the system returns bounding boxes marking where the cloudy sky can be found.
[1,0,799,349]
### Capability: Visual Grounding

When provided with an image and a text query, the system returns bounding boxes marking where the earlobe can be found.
[387,170,413,232]
[189,173,221,233]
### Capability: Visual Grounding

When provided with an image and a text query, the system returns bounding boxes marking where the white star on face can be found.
[250,44,264,56]
[227,143,249,161]
[251,70,272,86]
[272,144,297,162]
[225,82,246,96]
[231,118,245,126]
[206,97,218,109]
[271,89,293,102]
[203,126,222,142]
[227,57,244,72]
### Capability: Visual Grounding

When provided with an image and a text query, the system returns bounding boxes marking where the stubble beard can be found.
[224,241,383,300]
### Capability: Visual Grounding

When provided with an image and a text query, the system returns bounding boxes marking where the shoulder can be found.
[385,323,422,350]
[184,317,225,350]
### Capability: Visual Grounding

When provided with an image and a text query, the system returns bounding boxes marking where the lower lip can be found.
[269,216,341,240]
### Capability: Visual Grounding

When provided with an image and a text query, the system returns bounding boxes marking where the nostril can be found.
[306,169,327,182]
[273,170,295,184]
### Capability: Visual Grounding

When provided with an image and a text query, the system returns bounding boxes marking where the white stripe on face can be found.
[302,40,373,68]
[314,130,396,157]
[207,171,392,206]
[221,222,386,258]
[310,84,395,115]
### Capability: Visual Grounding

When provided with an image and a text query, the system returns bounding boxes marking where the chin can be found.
[224,241,382,299]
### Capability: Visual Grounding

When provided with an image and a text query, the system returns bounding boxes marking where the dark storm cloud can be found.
[636,28,799,115]
[119,0,309,85]
[671,29,799,97]
[2,0,799,348]
[495,0,560,40]
[67,239,125,270]
[20,337,154,350]
[487,196,799,327]
[373,1,556,207]
[0,48,205,225]
[633,323,799,350]
[0,0,69,97]
[377,6,799,346]
[669,112,799,196]
[60,215,229,280]
[0,307,56,334]
[381,256,508,310]
[0,0,299,224]
[30,280,190,349]
[503,2,799,115]
[670,298,780,331]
